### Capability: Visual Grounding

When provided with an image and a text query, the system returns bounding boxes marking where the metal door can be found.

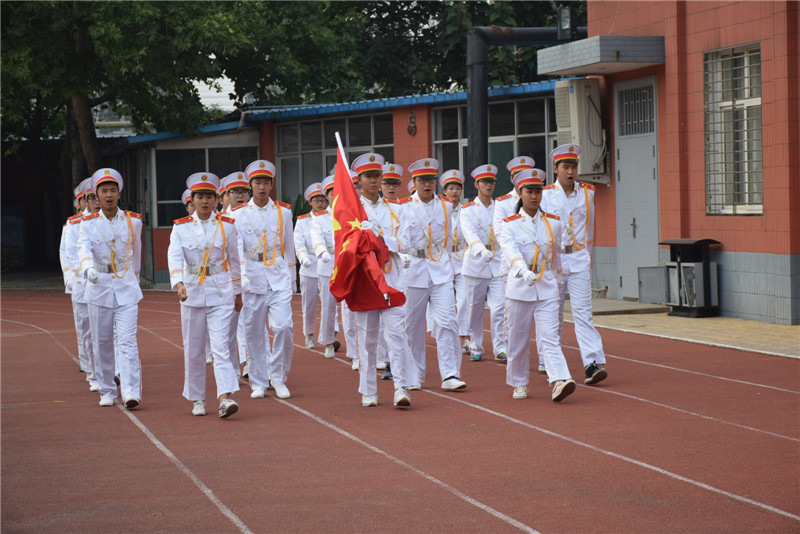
[614,77,659,299]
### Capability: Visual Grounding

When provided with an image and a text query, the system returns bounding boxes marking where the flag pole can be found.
[334,132,349,170]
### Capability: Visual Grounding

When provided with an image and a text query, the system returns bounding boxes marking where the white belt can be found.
[409,243,443,259]
[93,261,125,273]
[246,251,275,262]
[186,262,225,276]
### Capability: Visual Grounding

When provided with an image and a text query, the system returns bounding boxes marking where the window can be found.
[433,97,558,198]
[275,113,394,206]
[704,44,763,215]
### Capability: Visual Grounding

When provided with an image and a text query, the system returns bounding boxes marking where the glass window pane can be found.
[301,122,322,151]
[156,149,205,203]
[488,141,514,196]
[158,202,190,227]
[324,119,346,148]
[517,136,547,174]
[348,116,371,147]
[436,142,460,174]
[461,107,467,139]
[518,99,545,134]
[302,152,323,186]
[325,154,337,176]
[378,147,394,165]
[279,157,300,205]
[435,108,460,140]
[373,114,394,145]
[278,123,298,153]
[489,102,515,136]
[548,98,557,133]
[208,147,258,177]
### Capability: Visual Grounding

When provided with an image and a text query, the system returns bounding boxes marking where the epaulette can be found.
[544,184,557,190]
[314,210,328,217]
[438,194,451,202]
[68,214,83,221]
[462,201,475,208]
[396,197,412,204]
[578,182,596,191]
[82,213,100,221]
[297,213,311,219]
[543,211,560,220]
[218,215,235,224]
[496,193,512,201]
[503,213,522,223]
[276,200,292,209]
[69,217,83,225]
[385,198,400,204]
[231,203,247,212]
[173,216,194,225]
[126,211,142,219]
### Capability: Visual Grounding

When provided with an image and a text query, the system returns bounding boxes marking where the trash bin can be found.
[659,238,720,318]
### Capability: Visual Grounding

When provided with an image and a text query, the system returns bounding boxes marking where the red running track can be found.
[2,289,798,533]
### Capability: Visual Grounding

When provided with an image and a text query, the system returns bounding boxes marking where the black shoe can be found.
[584,362,608,385]
[381,364,393,380]
[114,375,121,386]
[332,340,341,352]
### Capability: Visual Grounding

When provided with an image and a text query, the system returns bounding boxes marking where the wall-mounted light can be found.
[407,113,417,136]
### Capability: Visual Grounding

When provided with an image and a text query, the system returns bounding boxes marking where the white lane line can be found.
[117,406,253,534]
[138,325,183,350]
[2,316,253,534]
[2,318,79,363]
[274,398,540,534]
[423,389,800,523]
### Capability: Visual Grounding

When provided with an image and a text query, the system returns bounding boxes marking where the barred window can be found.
[704,44,763,215]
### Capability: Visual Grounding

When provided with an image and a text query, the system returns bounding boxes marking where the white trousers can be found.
[506,297,571,387]
[299,274,319,336]
[454,273,469,337]
[405,283,462,384]
[559,269,606,367]
[341,301,357,359]
[181,302,240,401]
[226,308,242,378]
[355,306,416,396]
[242,288,294,389]
[464,275,507,357]
[236,310,247,364]
[88,296,141,402]
[317,275,338,346]
[71,298,96,384]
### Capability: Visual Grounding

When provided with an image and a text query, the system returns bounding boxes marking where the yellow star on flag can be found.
[330,266,338,282]
[341,238,351,252]
[348,219,362,231]
[331,195,341,232]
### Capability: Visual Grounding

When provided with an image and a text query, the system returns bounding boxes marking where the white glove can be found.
[360,220,380,236]
[522,269,537,286]
[319,251,331,264]
[300,255,312,268]
[400,254,411,269]
[241,276,251,293]
[86,267,99,284]
[479,249,494,263]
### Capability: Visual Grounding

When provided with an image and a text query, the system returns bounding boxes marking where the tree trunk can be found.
[72,93,102,172]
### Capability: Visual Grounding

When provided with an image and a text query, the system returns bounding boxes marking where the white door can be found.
[615,77,660,299]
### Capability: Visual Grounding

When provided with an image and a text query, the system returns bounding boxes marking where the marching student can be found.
[350,152,416,408]
[168,172,242,418]
[439,169,470,354]
[310,176,341,360]
[460,164,507,362]
[541,144,608,385]
[295,182,325,351]
[77,168,143,408]
[404,158,466,391]
[232,160,296,400]
[182,189,195,215]
[499,168,576,402]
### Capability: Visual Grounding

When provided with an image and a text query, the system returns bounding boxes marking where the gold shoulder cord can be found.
[569,187,591,251]
[427,196,449,262]
[530,212,555,281]
[110,212,134,279]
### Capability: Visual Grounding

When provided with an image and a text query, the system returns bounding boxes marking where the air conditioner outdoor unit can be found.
[554,78,608,184]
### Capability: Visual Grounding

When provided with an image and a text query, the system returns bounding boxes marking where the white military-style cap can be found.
[382,163,404,181]
[78,177,93,197]
[186,172,221,194]
[351,153,385,175]
[244,160,276,181]
[409,158,440,179]
[549,144,581,163]
[512,168,546,189]
[91,168,123,192]
[439,169,464,189]
[304,182,324,202]
[470,164,498,183]
[407,180,416,194]
[321,175,335,194]
[506,156,535,177]
[181,189,192,205]
[221,172,249,191]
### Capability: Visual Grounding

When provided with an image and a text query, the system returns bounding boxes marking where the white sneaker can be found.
[441,377,467,390]
[551,379,576,402]
[192,400,206,416]
[205,354,213,365]
[99,397,115,407]
[408,384,422,391]
[324,345,335,359]
[361,394,378,407]
[512,386,528,400]
[250,388,266,399]
[304,334,316,349]
[351,358,359,371]
[538,362,547,374]
[89,383,101,392]
[271,381,291,399]
[393,388,411,407]
[218,398,238,418]
[376,361,387,370]
[241,362,249,378]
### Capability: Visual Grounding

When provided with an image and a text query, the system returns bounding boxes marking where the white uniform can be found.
[168,212,242,401]
[231,198,296,393]
[77,209,143,404]
[540,182,606,368]
[294,212,320,339]
[450,202,469,339]
[499,209,572,386]
[403,193,462,384]
[224,206,247,371]
[350,195,418,398]
[310,208,340,348]
[459,198,507,358]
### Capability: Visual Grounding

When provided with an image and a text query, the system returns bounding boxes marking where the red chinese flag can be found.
[328,140,406,311]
